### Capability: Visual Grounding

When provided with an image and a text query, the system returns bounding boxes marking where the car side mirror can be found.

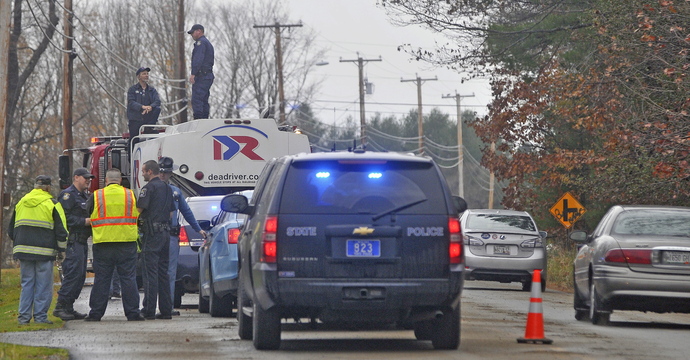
[452,196,468,214]
[539,231,548,239]
[569,230,588,243]
[198,220,212,231]
[221,194,254,215]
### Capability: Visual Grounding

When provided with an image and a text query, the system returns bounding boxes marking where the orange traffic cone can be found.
[517,269,553,344]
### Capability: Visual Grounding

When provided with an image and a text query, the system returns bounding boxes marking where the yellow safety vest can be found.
[13,188,68,256]
[90,184,140,243]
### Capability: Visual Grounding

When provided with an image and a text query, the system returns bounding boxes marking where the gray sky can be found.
[285,0,491,126]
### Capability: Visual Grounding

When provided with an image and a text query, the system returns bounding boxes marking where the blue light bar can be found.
[316,172,330,178]
[368,172,382,179]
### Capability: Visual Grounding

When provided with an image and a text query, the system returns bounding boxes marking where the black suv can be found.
[223,150,468,350]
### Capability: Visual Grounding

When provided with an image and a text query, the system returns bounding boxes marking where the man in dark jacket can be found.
[8,175,68,325]
[53,167,94,321]
[187,24,214,119]
[127,67,161,143]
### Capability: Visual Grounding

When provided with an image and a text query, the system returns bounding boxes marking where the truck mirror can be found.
[58,155,71,189]
[221,194,251,214]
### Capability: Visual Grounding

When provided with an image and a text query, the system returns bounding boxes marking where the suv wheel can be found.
[430,303,461,350]
[173,284,183,309]
[237,275,253,340]
[413,320,433,340]
[209,277,233,317]
[252,302,281,350]
[198,290,209,314]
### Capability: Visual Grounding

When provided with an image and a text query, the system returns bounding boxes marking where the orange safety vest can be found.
[90,184,139,243]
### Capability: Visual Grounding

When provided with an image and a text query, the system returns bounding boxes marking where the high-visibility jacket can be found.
[90,184,140,243]
[9,188,68,260]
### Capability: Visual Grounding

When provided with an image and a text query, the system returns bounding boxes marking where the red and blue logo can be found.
[205,125,267,161]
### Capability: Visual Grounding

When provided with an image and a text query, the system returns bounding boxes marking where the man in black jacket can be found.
[53,168,94,321]
[8,175,68,325]
[127,67,161,146]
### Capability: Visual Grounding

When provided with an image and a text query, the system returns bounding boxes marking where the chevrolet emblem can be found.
[353,227,374,235]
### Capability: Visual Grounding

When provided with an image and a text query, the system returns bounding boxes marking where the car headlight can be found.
[520,238,544,248]
[463,235,484,246]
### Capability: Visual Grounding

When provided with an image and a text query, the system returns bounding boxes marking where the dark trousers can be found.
[128,109,161,151]
[57,240,88,305]
[141,230,172,317]
[192,73,214,119]
[88,242,140,319]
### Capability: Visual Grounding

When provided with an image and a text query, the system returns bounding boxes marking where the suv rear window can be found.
[279,160,447,215]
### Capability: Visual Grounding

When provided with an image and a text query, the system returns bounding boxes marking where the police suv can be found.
[223,150,468,350]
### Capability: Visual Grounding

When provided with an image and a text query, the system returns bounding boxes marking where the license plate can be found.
[346,240,380,257]
[662,251,690,265]
[190,240,204,247]
[494,245,510,255]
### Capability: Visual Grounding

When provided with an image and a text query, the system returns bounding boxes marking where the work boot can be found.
[53,301,76,321]
[67,305,87,320]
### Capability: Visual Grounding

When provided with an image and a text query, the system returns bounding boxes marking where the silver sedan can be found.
[460,209,547,291]
[571,205,690,325]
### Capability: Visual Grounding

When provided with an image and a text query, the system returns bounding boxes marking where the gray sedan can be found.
[571,205,690,325]
[460,209,547,291]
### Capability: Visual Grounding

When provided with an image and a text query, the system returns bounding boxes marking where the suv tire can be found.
[198,291,209,314]
[252,302,281,350]
[237,277,253,340]
[209,276,233,317]
[430,303,461,350]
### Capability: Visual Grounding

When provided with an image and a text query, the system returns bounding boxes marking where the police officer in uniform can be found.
[9,175,68,324]
[84,169,144,321]
[53,167,94,321]
[187,24,214,119]
[158,157,207,315]
[137,160,176,319]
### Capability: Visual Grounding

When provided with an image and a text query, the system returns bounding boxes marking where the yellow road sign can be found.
[550,192,586,229]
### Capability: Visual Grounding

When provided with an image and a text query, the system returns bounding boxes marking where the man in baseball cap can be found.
[127,66,161,149]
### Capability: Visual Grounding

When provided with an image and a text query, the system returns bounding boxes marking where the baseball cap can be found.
[158,157,178,173]
[187,24,204,34]
[35,175,52,185]
[73,167,95,179]
[136,67,151,76]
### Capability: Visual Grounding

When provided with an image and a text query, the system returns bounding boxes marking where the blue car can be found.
[174,195,224,308]
[198,190,252,316]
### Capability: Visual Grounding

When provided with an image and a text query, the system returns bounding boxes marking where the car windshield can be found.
[612,209,690,236]
[466,214,536,232]
[183,199,221,225]
[279,160,446,215]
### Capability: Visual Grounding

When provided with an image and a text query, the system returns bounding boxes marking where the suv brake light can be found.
[604,249,652,264]
[262,216,278,263]
[179,227,189,247]
[228,228,240,244]
[449,217,462,264]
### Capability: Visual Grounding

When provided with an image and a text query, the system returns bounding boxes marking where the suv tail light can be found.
[449,217,462,264]
[604,249,652,264]
[228,228,240,244]
[261,216,278,263]
[179,227,189,247]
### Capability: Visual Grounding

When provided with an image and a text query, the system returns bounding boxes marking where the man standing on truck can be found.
[137,160,176,320]
[84,169,144,321]
[187,24,214,119]
[158,157,207,315]
[8,175,68,325]
[53,168,94,321]
[128,67,161,144]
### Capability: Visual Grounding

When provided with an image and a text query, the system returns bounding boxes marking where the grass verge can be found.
[0,267,69,360]
[547,242,577,292]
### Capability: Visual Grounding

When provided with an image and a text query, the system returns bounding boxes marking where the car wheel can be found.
[173,284,183,309]
[252,302,281,350]
[237,274,253,340]
[521,281,531,291]
[413,320,433,341]
[430,303,461,350]
[589,282,610,325]
[209,277,233,318]
[541,278,547,293]
[198,290,209,314]
[573,278,588,321]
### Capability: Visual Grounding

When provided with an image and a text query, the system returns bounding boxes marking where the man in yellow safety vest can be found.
[84,169,145,321]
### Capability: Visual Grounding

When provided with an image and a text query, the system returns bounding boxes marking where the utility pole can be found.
[401,74,437,154]
[254,21,302,125]
[340,54,381,147]
[0,0,12,280]
[176,0,187,123]
[489,142,496,209]
[62,0,74,150]
[442,91,474,198]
